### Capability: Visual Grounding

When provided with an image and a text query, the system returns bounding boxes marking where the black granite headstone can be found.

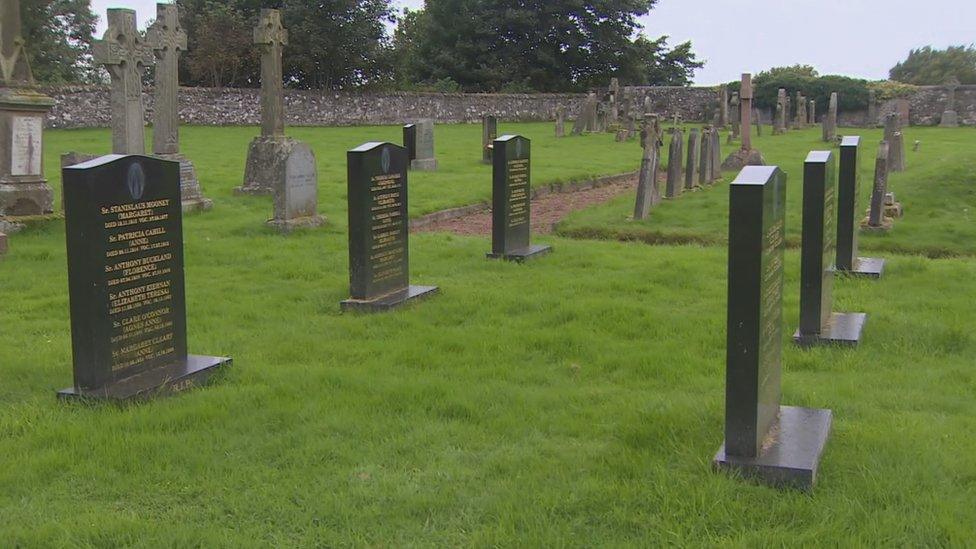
[836,136,884,278]
[402,124,417,162]
[342,142,437,312]
[713,165,832,490]
[794,151,866,347]
[59,155,230,401]
[486,135,551,262]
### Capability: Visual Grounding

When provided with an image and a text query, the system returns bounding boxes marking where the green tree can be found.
[396,0,701,92]
[20,0,98,84]
[889,45,976,85]
[177,0,396,89]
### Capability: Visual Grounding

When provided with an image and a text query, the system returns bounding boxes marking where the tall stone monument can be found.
[939,76,960,128]
[729,92,741,139]
[793,150,867,347]
[713,165,832,490]
[773,88,787,135]
[0,0,56,221]
[343,142,438,312]
[634,115,662,219]
[808,99,816,126]
[487,135,551,261]
[722,73,765,170]
[822,92,838,143]
[238,9,302,195]
[835,136,884,278]
[93,9,154,156]
[146,3,212,213]
[867,89,878,126]
[698,126,712,187]
[59,155,231,400]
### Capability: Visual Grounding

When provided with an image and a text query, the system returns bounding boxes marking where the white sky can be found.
[93,0,976,85]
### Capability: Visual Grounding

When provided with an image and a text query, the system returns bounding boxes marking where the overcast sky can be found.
[93,0,976,85]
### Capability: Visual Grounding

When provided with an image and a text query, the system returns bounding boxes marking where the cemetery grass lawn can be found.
[557,127,976,258]
[2,222,976,543]
[42,122,641,220]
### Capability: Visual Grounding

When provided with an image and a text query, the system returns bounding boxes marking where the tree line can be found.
[20,0,701,91]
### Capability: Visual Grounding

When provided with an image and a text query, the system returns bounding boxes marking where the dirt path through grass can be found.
[414,174,641,235]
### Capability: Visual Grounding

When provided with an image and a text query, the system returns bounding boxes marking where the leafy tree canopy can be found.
[394,0,702,92]
[20,0,98,84]
[889,45,976,85]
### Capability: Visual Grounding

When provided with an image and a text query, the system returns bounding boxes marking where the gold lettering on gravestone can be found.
[369,173,405,284]
[506,158,529,228]
[100,198,177,372]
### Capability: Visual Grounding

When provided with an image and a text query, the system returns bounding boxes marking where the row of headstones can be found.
[55,129,547,402]
[634,118,724,219]
[719,134,894,490]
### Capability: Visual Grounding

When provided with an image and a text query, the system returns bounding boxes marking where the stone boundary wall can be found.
[40,84,976,130]
[43,85,718,129]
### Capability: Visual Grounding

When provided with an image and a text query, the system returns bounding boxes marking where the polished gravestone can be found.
[343,142,437,312]
[59,155,230,401]
[487,135,551,262]
[713,165,832,490]
[402,124,416,162]
[794,151,867,347]
[835,136,884,278]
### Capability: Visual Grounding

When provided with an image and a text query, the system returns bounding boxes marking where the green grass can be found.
[557,126,976,258]
[1,122,974,544]
[42,122,641,219]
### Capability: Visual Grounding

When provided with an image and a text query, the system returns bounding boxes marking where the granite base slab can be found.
[837,257,885,279]
[486,244,552,263]
[714,405,832,491]
[341,285,439,313]
[793,312,867,348]
[57,354,231,403]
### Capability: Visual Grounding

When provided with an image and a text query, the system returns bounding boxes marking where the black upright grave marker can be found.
[402,124,417,162]
[794,151,866,347]
[487,135,551,262]
[342,142,438,312]
[836,136,884,278]
[59,155,230,401]
[713,166,832,490]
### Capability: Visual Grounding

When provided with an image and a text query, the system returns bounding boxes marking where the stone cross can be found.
[0,0,33,85]
[946,76,960,111]
[146,3,187,155]
[93,8,154,155]
[740,73,753,151]
[254,9,288,137]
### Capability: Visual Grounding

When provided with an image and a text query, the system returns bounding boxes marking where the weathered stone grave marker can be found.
[665,128,684,199]
[699,126,712,187]
[145,3,212,213]
[267,142,324,232]
[343,142,437,312]
[554,106,566,138]
[822,92,838,143]
[238,9,308,196]
[411,119,438,171]
[58,155,230,401]
[940,77,960,127]
[836,136,884,278]
[685,128,700,190]
[0,0,55,220]
[774,88,787,135]
[487,135,551,261]
[634,116,662,219]
[861,141,892,232]
[722,73,765,170]
[713,165,832,490]
[93,8,154,156]
[482,115,497,164]
[794,151,867,347]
